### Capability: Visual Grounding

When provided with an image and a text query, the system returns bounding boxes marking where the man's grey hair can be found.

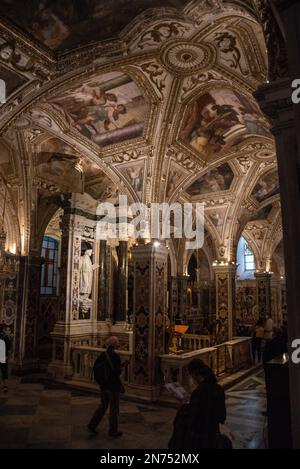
[105,336,119,348]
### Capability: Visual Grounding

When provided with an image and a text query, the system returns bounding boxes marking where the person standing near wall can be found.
[0,325,10,393]
[263,327,288,364]
[264,315,274,341]
[252,320,265,363]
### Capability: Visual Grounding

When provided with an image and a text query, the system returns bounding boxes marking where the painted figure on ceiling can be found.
[48,72,146,147]
[126,166,143,192]
[181,89,271,161]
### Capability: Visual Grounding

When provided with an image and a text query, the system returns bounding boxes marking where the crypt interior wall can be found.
[0,0,290,403]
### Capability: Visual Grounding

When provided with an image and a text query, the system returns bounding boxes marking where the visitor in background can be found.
[165,322,176,354]
[264,315,274,341]
[87,336,124,438]
[169,359,228,449]
[281,320,288,346]
[263,327,288,364]
[0,325,10,393]
[251,319,264,363]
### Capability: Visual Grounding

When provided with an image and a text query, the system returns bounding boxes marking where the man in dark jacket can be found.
[87,336,123,437]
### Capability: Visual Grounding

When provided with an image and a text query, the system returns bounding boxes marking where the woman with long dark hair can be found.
[169,359,227,449]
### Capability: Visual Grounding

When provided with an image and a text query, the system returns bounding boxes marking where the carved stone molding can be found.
[159,40,215,76]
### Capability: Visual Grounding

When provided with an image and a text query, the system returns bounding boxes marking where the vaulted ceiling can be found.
[0,0,282,267]
[0,0,192,51]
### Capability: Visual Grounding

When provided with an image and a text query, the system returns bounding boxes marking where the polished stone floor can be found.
[225,370,267,449]
[0,370,267,449]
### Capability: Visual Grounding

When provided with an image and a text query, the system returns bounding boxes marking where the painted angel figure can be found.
[127,166,143,192]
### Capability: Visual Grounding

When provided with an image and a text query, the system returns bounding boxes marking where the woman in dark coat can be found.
[169,359,227,449]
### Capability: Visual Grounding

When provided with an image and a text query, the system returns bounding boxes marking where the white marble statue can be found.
[79,248,99,298]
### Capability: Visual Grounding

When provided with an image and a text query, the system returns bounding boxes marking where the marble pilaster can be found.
[129,242,168,400]
[48,197,97,380]
[116,240,128,323]
[177,275,189,324]
[97,239,107,321]
[214,264,237,342]
[255,271,273,320]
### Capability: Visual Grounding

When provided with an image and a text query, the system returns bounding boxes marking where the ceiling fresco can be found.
[0,141,14,177]
[253,203,273,221]
[207,207,228,236]
[0,64,27,98]
[185,162,234,197]
[0,0,283,263]
[85,179,119,202]
[0,0,191,51]
[165,165,188,200]
[48,71,148,148]
[36,136,105,193]
[118,160,145,198]
[180,88,271,162]
[251,170,279,203]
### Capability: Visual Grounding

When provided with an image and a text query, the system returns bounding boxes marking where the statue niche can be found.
[79,241,98,319]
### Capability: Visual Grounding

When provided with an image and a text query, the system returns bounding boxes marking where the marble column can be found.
[255,0,300,447]
[214,264,237,342]
[271,276,282,326]
[48,208,92,380]
[0,228,6,255]
[23,255,42,361]
[255,272,272,321]
[97,240,107,321]
[57,211,71,323]
[177,275,189,323]
[168,276,178,323]
[195,268,202,316]
[13,253,41,369]
[130,242,168,400]
[48,210,79,379]
[105,244,114,323]
[281,277,287,323]
[116,240,128,322]
[14,256,26,366]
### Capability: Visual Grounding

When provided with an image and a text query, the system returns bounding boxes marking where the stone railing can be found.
[224,337,252,372]
[214,338,251,374]
[91,331,133,353]
[215,343,227,376]
[160,337,252,387]
[160,347,217,387]
[65,338,251,398]
[181,334,211,351]
[71,346,132,388]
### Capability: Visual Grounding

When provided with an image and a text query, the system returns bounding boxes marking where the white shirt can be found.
[0,338,6,364]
